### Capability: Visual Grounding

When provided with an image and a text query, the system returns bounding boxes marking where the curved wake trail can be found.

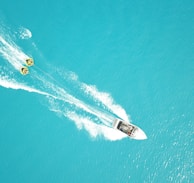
[0,35,28,69]
[0,27,128,140]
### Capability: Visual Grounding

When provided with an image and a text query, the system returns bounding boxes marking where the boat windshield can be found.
[118,122,134,135]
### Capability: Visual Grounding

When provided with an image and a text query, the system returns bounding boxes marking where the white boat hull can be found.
[113,119,147,140]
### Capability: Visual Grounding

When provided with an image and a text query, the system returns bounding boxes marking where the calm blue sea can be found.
[0,0,193,182]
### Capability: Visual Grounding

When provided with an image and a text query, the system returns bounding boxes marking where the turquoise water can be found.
[0,0,194,182]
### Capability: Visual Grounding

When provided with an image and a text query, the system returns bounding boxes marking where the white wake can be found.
[0,26,128,141]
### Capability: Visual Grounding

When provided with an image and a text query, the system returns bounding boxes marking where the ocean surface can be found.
[0,0,193,182]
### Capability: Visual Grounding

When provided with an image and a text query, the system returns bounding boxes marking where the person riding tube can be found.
[20,67,29,75]
[26,58,34,66]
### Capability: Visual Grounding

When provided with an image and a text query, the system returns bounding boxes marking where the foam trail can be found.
[0,77,123,140]
[46,97,126,140]
[0,46,21,69]
[65,111,127,140]
[0,62,113,128]
[0,77,55,97]
[0,35,28,61]
[81,83,130,121]
[35,76,114,127]
[0,35,29,69]
[0,75,113,128]
[0,26,129,140]
[55,70,130,122]
[31,72,114,126]
[56,70,129,121]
